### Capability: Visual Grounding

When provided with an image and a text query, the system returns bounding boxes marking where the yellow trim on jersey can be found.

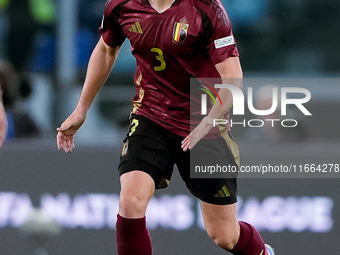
[136,72,142,85]
[132,72,144,113]
[219,125,240,168]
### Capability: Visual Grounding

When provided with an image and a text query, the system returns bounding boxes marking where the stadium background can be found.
[0,0,340,254]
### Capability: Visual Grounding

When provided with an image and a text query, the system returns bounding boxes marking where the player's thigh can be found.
[119,113,174,189]
[201,201,239,247]
[177,136,239,205]
[119,170,155,218]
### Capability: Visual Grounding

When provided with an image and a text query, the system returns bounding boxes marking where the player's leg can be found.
[201,201,270,255]
[200,201,239,251]
[116,170,155,255]
[180,133,274,255]
[116,113,174,255]
[119,170,155,218]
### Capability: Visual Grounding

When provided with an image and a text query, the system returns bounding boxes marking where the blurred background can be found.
[0,0,339,254]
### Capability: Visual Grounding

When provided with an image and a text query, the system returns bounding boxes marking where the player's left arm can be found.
[182,2,242,151]
[209,56,243,119]
[182,56,242,151]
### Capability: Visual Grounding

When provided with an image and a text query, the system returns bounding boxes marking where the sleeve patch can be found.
[214,36,235,49]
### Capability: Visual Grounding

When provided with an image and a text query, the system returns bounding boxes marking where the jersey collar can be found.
[140,0,183,8]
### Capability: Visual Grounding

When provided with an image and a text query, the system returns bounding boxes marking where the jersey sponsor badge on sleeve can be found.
[214,36,235,49]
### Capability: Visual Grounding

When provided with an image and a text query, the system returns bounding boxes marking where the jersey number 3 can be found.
[129,119,139,136]
[151,48,166,71]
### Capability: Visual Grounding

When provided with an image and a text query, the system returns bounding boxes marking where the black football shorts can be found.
[119,113,240,205]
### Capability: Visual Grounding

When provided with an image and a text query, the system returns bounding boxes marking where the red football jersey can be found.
[100,0,239,137]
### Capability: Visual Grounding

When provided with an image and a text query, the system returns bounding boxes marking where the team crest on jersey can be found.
[172,21,189,43]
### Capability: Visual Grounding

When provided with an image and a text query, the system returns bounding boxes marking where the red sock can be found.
[116,214,152,255]
[231,221,267,255]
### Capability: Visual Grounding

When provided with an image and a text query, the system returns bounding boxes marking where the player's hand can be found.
[56,111,86,153]
[181,116,214,152]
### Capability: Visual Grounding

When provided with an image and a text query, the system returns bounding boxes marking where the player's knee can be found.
[213,235,238,251]
[119,193,149,217]
[207,229,238,251]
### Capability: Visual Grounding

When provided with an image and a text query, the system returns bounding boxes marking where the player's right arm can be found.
[57,37,121,153]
